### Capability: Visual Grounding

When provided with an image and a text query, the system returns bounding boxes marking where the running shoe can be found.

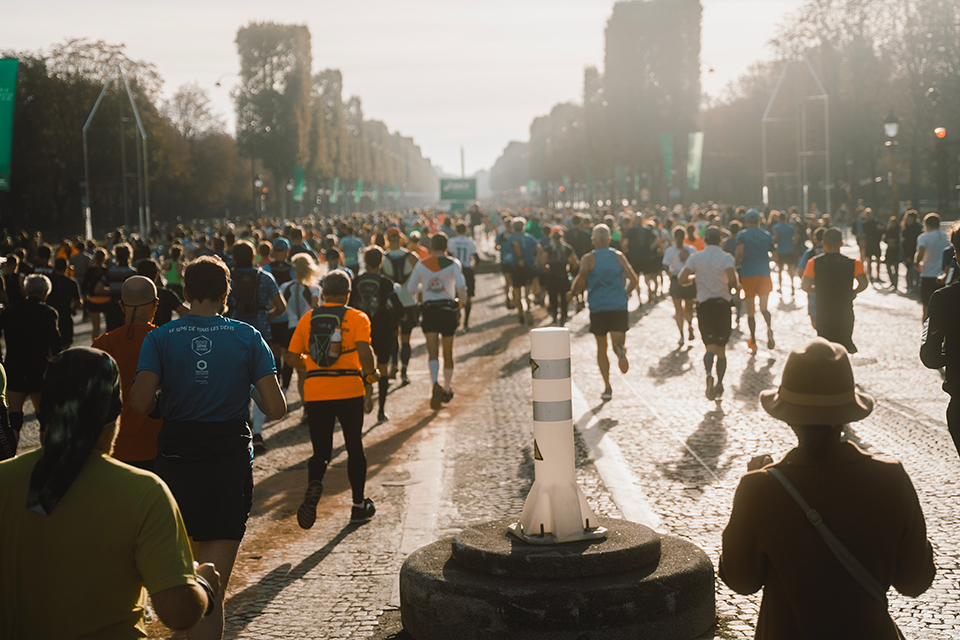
[747,338,758,353]
[296,480,324,530]
[688,326,695,341]
[377,412,389,424]
[431,383,444,410]
[388,364,398,380]
[613,344,629,374]
[518,314,526,325]
[252,434,267,456]
[363,383,374,414]
[506,299,515,310]
[350,498,376,524]
[705,375,716,401]
[442,388,454,403]
[525,310,534,326]
[601,387,613,401]
[767,328,776,350]
[714,381,724,398]
[401,371,410,385]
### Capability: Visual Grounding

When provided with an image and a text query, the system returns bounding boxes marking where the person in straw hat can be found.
[720,338,934,639]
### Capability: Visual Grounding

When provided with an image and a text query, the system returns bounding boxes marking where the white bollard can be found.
[508,327,607,545]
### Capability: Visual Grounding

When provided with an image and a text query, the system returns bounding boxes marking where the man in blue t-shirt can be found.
[509,218,541,325]
[339,226,365,274]
[736,209,776,352]
[131,256,285,640]
[496,217,517,309]
[771,212,799,298]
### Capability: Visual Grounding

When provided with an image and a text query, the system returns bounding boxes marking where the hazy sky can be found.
[3,0,804,176]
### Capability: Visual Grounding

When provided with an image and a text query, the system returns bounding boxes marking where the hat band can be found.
[777,389,856,407]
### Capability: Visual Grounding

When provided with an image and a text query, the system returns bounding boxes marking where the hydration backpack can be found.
[232,268,262,318]
[385,252,412,285]
[354,275,383,319]
[308,305,354,367]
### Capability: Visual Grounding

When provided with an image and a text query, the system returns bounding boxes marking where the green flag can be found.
[292,166,305,202]
[394,185,400,199]
[0,59,18,192]
[687,132,704,190]
[354,179,363,203]
[330,177,339,203]
[659,133,674,187]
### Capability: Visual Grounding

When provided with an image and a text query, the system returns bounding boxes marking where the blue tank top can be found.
[587,247,627,312]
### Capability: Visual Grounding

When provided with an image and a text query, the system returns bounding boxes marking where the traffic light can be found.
[936,127,947,139]
[936,127,950,211]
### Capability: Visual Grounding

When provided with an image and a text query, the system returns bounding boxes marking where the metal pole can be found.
[135,129,144,238]
[801,97,809,215]
[142,130,151,239]
[120,68,150,238]
[82,77,114,240]
[119,73,130,231]
[891,143,899,217]
[824,94,832,215]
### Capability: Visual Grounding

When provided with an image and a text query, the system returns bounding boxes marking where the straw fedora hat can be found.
[760,338,873,425]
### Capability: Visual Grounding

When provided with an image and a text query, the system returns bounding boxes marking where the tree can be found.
[162,82,226,141]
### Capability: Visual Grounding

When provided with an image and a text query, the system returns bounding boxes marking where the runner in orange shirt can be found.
[285,270,379,529]
[91,275,164,470]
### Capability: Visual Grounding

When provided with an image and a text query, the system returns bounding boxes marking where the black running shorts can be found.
[697,297,733,347]
[589,310,629,336]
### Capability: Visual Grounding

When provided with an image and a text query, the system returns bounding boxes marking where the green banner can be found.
[615,165,627,195]
[292,165,305,202]
[354,179,363,203]
[687,132,704,191]
[0,59,18,192]
[659,133,674,188]
[329,177,339,203]
[440,178,476,201]
[394,185,400,199]
[527,180,536,196]
[449,201,466,213]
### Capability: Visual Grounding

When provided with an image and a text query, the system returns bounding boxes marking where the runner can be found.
[509,218,539,325]
[623,214,662,304]
[735,209,776,353]
[568,224,641,401]
[91,275,164,471]
[663,226,697,346]
[350,246,403,424]
[447,223,479,331]
[131,256,286,640]
[285,270,379,529]
[407,233,467,410]
[800,228,868,354]
[679,226,739,400]
[771,211,799,297]
[539,226,579,327]
[266,238,295,391]
[495,217,516,310]
[278,254,322,398]
[227,240,287,456]
[382,227,420,384]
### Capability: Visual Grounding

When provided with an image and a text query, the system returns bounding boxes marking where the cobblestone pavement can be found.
[17,245,960,639]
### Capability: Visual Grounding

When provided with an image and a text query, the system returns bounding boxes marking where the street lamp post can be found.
[884,110,900,217]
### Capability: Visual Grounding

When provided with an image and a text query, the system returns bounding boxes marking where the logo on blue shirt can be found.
[192,335,212,356]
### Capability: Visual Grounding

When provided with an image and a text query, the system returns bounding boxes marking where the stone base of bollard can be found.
[400,517,715,640]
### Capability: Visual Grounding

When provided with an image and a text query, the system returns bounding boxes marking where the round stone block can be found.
[401,522,715,640]
[452,517,661,579]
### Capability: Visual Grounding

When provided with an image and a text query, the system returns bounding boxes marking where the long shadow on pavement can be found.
[734,353,777,407]
[646,344,693,384]
[252,412,438,520]
[659,408,731,487]
[224,523,357,634]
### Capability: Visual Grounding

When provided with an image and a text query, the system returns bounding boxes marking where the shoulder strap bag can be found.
[768,467,906,639]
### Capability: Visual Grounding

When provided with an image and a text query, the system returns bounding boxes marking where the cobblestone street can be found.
[18,248,959,639]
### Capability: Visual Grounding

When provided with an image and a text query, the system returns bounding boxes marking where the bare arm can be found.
[356,341,377,379]
[725,266,740,293]
[616,251,641,296]
[130,370,161,416]
[569,252,595,297]
[735,242,745,266]
[252,373,286,420]
[267,293,286,321]
[853,273,868,296]
[678,266,693,286]
[150,563,220,631]
[916,246,926,271]
[801,275,814,294]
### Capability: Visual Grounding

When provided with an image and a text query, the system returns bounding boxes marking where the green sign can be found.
[687,132,704,191]
[0,59,18,192]
[440,178,476,201]
[330,177,339,203]
[660,133,674,187]
[449,202,466,213]
[292,165,305,202]
[354,179,363,203]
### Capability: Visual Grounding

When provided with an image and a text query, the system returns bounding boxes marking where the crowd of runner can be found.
[0,198,957,638]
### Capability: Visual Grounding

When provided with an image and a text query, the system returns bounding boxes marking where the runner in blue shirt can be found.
[131,256,285,640]
[771,211,799,298]
[735,209,776,352]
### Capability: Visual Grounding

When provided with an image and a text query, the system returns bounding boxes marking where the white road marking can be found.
[571,380,661,529]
